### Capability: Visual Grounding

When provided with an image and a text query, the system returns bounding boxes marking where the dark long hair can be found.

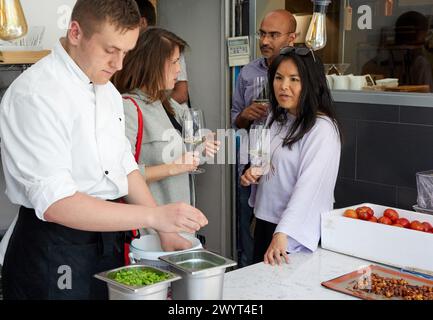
[268,49,342,148]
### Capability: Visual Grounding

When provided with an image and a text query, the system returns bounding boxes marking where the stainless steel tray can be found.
[159,249,237,275]
[94,264,181,293]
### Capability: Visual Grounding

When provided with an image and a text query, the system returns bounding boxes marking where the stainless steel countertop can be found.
[332,90,433,107]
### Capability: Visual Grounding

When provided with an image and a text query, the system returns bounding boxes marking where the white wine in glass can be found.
[252,76,270,125]
[252,76,270,104]
[248,124,270,176]
[182,108,206,174]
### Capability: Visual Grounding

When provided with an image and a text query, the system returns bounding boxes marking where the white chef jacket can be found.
[0,40,138,222]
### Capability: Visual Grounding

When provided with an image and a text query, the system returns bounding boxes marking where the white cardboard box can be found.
[321,203,433,274]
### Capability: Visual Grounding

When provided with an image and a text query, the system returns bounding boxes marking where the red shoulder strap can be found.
[123,96,143,162]
[121,96,143,265]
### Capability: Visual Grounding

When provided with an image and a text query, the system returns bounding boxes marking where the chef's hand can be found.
[152,202,208,234]
[240,102,269,121]
[203,132,221,158]
[240,167,264,187]
[172,151,200,174]
[264,232,290,266]
[158,232,192,251]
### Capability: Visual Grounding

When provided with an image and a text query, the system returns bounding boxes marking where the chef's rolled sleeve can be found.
[122,136,139,175]
[27,173,78,221]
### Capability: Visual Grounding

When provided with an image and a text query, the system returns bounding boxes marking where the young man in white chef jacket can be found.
[0,0,207,300]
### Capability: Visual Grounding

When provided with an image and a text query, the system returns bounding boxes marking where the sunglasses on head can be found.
[279,46,316,63]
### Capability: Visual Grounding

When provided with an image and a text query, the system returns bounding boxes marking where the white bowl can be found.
[130,233,202,267]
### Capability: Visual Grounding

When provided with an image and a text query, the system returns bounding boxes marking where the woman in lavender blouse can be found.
[241,47,342,265]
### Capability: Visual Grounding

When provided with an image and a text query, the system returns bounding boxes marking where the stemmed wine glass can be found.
[182,108,206,174]
[333,63,350,75]
[248,124,270,178]
[252,76,270,125]
[323,63,334,75]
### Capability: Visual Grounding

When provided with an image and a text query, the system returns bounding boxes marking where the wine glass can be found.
[182,108,206,174]
[248,124,270,177]
[252,76,270,125]
[334,63,350,75]
[323,63,334,75]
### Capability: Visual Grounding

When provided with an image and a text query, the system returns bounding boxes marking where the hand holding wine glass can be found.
[241,124,271,186]
[182,108,206,174]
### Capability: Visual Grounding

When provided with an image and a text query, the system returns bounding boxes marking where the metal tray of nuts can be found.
[322,265,433,300]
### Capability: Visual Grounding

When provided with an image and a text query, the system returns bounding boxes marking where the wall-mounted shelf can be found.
[0,50,50,65]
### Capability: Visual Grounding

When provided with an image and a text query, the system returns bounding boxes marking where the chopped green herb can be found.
[111,268,170,286]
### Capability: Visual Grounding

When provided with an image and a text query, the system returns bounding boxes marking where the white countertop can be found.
[223,248,377,300]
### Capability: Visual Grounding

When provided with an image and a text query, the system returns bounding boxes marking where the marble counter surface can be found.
[223,248,377,300]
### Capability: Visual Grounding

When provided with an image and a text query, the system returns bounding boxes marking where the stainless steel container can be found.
[94,264,181,300]
[159,249,237,300]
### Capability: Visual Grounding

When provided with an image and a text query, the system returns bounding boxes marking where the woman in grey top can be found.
[241,47,342,265]
[113,28,219,250]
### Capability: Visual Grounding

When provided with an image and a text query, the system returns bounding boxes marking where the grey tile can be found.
[334,178,397,209]
[338,119,356,179]
[357,122,433,188]
[335,102,399,122]
[400,106,433,126]
[397,187,418,211]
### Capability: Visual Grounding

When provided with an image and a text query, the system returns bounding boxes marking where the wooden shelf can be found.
[0,50,51,65]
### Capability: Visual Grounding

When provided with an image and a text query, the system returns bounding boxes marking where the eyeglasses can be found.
[255,30,295,41]
[279,46,316,63]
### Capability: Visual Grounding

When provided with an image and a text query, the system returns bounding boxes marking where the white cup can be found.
[331,74,351,90]
[326,75,333,89]
[349,74,374,90]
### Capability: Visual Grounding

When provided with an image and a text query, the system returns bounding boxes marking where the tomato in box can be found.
[383,208,399,223]
[410,220,425,232]
[368,216,378,223]
[422,222,432,232]
[396,218,410,228]
[356,206,374,220]
[378,216,392,225]
[343,209,358,219]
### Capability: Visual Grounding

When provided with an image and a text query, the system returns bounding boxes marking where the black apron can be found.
[1,206,126,300]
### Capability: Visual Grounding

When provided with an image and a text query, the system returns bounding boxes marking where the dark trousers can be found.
[2,206,125,300]
[253,218,277,264]
[237,185,254,267]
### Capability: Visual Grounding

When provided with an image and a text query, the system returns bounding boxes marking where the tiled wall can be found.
[334,101,433,210]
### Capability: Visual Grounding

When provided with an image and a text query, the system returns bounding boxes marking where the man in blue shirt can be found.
[232,9,296,267]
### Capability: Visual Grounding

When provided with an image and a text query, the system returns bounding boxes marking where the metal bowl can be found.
[94,264,181,300]
[159,249,237,300]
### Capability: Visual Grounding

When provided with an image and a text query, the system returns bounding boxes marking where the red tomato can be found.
[410,220,425,232]
[422,222,432,232]
[396,218,410,228]
[356,206,374,220]
[357,211,371,220]
[383,208,399,223]
[343,209,358,219]
[378,216,392,225]
[368,216,378,223]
